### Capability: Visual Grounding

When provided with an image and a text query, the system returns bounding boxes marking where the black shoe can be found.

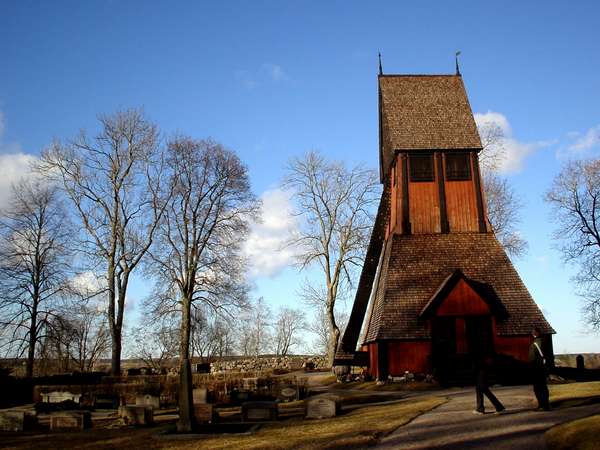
[494,407,506,414]
[472,409,485,415]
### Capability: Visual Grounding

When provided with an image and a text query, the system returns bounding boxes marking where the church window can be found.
[409,153,434,182]
[445,152,471,180]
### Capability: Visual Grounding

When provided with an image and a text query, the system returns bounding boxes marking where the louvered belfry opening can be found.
[335,72,554,384]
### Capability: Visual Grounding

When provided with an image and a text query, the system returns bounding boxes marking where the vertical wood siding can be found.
[387,341,432,375]
[408,181,440,233]
[436,279,491,316]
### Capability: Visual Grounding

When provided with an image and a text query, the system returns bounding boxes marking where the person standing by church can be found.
[529,327,550,410]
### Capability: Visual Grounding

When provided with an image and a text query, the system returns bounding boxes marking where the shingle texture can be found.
[363,232,554,342]
[379,75,482,178]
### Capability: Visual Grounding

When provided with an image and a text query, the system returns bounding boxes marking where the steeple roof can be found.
[379,74,482,181]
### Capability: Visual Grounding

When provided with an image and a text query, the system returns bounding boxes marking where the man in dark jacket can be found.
[473,354,505,414]
[529,327,550,410]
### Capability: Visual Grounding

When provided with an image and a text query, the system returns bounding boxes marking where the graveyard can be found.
[1,361,600,449]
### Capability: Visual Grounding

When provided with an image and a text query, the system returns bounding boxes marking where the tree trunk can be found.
[177,294,194,432]
[26,299,39,378]
[111,332,121,376]
[326,301,340,367]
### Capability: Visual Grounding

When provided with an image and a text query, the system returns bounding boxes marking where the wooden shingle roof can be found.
[379,75,482,180]
[363,232,554,342]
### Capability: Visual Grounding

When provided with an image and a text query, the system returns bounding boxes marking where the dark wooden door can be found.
[465,316,493,358]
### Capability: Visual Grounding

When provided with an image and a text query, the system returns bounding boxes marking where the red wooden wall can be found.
[436,279,491,316]
[388,152,488,235]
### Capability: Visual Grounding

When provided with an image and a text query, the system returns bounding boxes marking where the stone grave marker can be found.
[135,394,159,410]
[41,391,81,404]
[305,395,338,419]
[94,395,119,409]
[242,377,258,391]
[192,387,208,404]
[194,403,214,423]
[50,411,91,431]
[0,411,25,432]
[277,384,298,402]
[120,405,153,426]
[241,401,278,422]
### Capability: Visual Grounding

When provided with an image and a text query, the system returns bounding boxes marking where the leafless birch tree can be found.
[284,151,379,366]
[39,109,166,375]
[0,180,72,377]
[147,136,258,432]
[546,158,600,330]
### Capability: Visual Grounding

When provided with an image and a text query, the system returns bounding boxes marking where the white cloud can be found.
[236,63,289,89]
[244,188,298,278]
[474,111,553,173]
[262,63,288,82]
[0,111,39,210]
[0,153,38,210]
[567,124,600,154]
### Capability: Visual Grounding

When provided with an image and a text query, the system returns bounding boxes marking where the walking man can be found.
[529,327,551,411]
[473,354,505,414]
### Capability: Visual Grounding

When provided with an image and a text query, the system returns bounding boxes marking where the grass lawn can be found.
[1,396,445,450]
[545,414,600,450]
[550,381,600,405]
[165,395,445,450]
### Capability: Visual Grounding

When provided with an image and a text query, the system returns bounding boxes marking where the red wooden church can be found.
[335,68,554,383]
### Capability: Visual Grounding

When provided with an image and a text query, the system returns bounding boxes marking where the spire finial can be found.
[455,51,462,76]
[378,52,383,75]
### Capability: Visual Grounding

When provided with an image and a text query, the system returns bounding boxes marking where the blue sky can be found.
[1,1,599,353]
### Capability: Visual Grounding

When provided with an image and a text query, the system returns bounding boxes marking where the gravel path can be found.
[377,385,600,449]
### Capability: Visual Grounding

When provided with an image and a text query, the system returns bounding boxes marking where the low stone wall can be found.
[209,356,327,373]
[555,353,600,369]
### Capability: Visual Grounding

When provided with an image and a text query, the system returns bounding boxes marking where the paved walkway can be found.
[377,385,600,449]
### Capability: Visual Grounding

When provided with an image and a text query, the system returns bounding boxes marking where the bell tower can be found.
[335,70,554,384]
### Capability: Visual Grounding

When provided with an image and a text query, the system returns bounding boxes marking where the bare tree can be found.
[236,297,272,358]
[38,298,109,374]
[546,158,600,330]
[273,306,306,356]
[477,121,527,257]
[0,180,72,377]
[129,321,179,372]
[284,151,379,366]
[147,136,258,432]
[39,109,166,375]
[308,306,348,356]
[190,307,235,361]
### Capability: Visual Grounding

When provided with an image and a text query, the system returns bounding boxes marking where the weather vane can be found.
[455,51,462,75]
[378,52,383,75]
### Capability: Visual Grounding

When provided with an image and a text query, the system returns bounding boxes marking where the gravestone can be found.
[242,377,258,391]
[135,394,159,410]
[0,411,25,432]
[241,401,278,422]
[277,384,298,402]
[94,395,119,409]
[50,411,91,431]
[194,403,214,423]
[305,395,338,419]
[42,391,81,403]
[195,363,211,374]
[120,405,153,426]
[192,387,208,404]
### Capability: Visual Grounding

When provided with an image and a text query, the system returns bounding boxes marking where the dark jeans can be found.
[532,368,550,409]
[476,369,504,412]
